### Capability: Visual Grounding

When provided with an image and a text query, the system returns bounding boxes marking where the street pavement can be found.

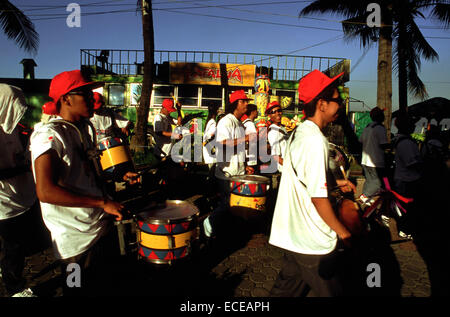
[0,176,433,298]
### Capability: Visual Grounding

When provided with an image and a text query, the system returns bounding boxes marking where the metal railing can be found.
[80,49,345,81]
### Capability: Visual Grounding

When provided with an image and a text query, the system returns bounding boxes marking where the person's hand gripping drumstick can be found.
[337,166,356,193]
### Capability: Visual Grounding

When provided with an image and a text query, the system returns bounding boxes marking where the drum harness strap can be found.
[285,127,342,198]
[45,119,109,202]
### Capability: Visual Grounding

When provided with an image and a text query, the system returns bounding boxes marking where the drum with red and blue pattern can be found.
[136,200,199,265]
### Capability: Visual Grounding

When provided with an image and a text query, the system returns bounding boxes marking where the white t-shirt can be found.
[90,110,130,142]
[215,113,246,179]
[30,117,110,259]
[243,119,257,166]
[269,120,337,255]
[153,113,175,157]
[268,124,288,172]
[394,134,422,182]
[203,118,217,164]
[360,122,388,168]
[0,126,37,220]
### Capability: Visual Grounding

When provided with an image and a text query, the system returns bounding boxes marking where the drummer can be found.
[153,98,183,158]
[90,92,133,142]
[266,101,288,173]
[269,70,356,297]
[203,90,257,239]
[29,70,139,296]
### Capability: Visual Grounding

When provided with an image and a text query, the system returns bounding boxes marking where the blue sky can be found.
[1,0,449,112]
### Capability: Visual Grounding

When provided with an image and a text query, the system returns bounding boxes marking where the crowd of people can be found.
[1,67,448,297]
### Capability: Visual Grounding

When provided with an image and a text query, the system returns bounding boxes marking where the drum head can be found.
[137,200,199,224]
[229,175,270,184]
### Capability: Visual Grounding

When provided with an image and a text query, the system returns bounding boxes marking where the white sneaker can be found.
[381,215,390,227]
[11,288,37,297]
[398,231,413,240]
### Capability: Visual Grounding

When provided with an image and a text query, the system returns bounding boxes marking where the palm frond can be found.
[299,0,368,18]
[408,18,439,62]
[0,0,39,53]
[341,15,379,48]
[429,3,450,28]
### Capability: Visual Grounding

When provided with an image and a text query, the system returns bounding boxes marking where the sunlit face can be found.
[66,89,95,119]
[267,106,282,124]
[236,99,249,116]
[322,89,342,124]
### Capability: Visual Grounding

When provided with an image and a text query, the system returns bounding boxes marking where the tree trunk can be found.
[130,0,154,153]
[377,8,393,141]
[397,13,408,116]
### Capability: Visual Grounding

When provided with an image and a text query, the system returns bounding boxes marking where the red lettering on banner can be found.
[187,66,243,83]
[229,68,242,83]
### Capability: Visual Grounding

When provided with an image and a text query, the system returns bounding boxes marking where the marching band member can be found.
[30,70,138,295]
[203,90,256,239]
[266,101,288,173]
[269,70,355,297]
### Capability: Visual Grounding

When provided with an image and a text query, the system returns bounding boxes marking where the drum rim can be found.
[136,200,200,224]
[229,175,270,184]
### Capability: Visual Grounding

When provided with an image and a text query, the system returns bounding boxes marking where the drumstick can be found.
[340,166,359,209]
[339,165,348,181]
[170,92,178,104]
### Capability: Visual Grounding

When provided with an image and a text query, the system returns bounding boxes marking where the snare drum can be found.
[97,136,134,180]
[136,200,199,265]
[229,175,270,219]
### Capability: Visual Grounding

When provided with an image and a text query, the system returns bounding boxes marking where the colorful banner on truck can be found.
[169,62,256,87]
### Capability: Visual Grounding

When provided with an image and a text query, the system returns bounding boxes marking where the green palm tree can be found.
[300,0,450,127]
[0,0,39,53]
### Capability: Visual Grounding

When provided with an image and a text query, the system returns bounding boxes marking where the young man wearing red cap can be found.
[266,101,288,173]
[269,70,356,297]
[90,92,133,142]
[359,107,390,206]
[203,90,256,239]
[29,70,138,295]
[153,98,183,158]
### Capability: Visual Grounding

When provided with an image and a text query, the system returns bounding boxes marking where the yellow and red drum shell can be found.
[97,137,134,180]
[229,175,270,220]
[136,200,199,265]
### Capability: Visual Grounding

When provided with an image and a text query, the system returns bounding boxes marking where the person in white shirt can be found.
[30,70,139,296]
[90,92,132,142]
[203,104,220,167]
[242,103,258,168]
[0,84,39,296]
[359,107,390,204]
[153,98,183,158]
[203,90,257,239]
[266,101,288,173]
[269,70,355,297]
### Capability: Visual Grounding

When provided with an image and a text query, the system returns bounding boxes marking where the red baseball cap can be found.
[93,92,104,110]
[298,70,344,104]
[266,101,281,115]
[42,101,58,115]
[49,70,102,104]
[162,98,177,113]
[229,90,250,104]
